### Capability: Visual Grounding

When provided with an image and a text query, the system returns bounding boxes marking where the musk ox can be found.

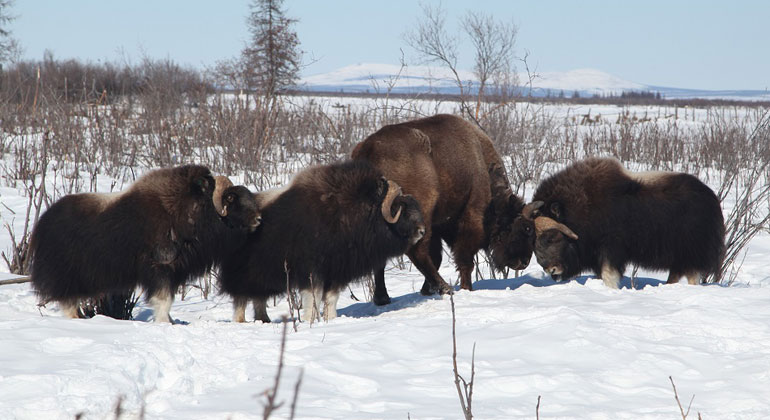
[218,159,425,323]
[29,165,260,322]
[351,114,539,304]
[531,157,725,288]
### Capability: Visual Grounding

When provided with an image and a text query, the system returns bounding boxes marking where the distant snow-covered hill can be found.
[299,63,770,101]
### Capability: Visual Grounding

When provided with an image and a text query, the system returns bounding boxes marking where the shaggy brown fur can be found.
[531,157,726,287]
[29,165,254,322]
[352,114,537,303]
[217,160,425,322]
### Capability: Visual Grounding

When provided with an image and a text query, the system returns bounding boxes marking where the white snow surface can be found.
[3,268,770,419]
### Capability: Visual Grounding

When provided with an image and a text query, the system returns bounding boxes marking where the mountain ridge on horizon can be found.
[299,63,769,101]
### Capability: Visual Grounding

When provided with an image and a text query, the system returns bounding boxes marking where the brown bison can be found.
[218,160,426,322]
[29,165,260,322]
[531,157,725,288]
[352,114,539,304]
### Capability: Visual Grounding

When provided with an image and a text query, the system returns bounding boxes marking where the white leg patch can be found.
[301,288,322,323]
[232,296,247,323]
[601,263,621,289]
[323,289,340,321]
[686,272,701,285]
[149,289,174,323]
[60,299,80,319]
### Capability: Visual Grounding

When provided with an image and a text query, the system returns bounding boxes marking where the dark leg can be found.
[412,231,453,296]
[452,210,485,291]
[666,271,682,284]
[372,264,391,306]
[253,297,271,323]
[429,235,443,268]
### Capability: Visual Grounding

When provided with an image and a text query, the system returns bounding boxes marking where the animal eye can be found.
[525,225,532,234]
[226,193,236,203]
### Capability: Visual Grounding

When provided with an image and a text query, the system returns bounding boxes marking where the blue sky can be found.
[9,0,769,90]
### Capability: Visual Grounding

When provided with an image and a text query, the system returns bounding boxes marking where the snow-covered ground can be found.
[2,259,770,419]
[1,102,769,419]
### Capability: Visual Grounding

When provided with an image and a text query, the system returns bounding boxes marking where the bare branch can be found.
[450,293,474,420]
[669,376,696,420]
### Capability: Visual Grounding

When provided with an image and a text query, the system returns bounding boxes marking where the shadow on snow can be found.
[339,273,677,318]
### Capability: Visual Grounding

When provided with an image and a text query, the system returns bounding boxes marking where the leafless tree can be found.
[462,11,518,120]
[0,0,19,65]
[404,3,519,123]
[242,0,301,98]
[403,3,469,116]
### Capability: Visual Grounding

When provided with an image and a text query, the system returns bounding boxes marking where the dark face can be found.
[488,197,536,271]
[390,194,426,246]
[534,229,580,281]
[221,186,261,232]
[489,215,535,271]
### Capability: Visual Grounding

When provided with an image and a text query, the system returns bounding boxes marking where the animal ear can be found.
[194,176,210,191]
[522,201,544,219]
[550,202,562,219]
[376,176,388,198]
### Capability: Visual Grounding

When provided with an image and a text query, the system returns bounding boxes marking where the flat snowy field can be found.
[2,259,770,420]
[1,102,769,419]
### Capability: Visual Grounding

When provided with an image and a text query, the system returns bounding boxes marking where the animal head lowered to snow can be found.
[485,188,542,272]
[533,216,580,281]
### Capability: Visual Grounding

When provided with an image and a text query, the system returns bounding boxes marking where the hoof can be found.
[372,294,391,306]
[420,281,454,296]
[438,283,454,295]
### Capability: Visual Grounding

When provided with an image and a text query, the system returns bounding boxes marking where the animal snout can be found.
[410,226,426,245]
[545,266,563,276]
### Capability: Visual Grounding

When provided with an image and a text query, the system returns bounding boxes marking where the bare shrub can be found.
[78,292,141,320]
[450,293,475,419]
[669,376,700,419]
[1,131,49,274]
[261,317,303,419]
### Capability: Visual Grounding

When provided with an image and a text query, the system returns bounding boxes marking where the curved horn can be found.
[534,216,579,240]
[213,175,234,217]
[381,180,403,224]
[522,201,544,219]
